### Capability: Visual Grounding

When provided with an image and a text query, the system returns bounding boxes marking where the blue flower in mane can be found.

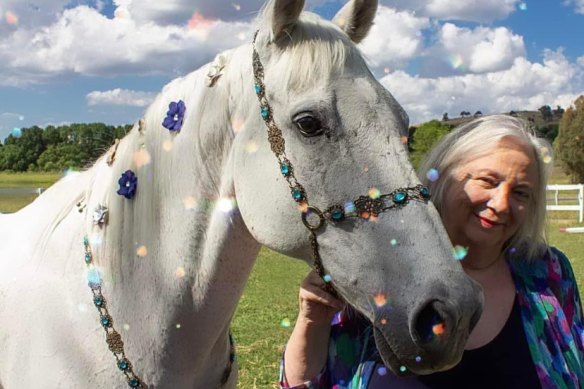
[162,100,186,132]
[117,170,138,199]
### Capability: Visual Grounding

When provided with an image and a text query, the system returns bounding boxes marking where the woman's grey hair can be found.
[417,114,552,260]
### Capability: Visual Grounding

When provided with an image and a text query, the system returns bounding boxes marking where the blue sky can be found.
[1,0,583,142]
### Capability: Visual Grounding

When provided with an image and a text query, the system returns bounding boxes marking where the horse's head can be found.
[231,0,483,375]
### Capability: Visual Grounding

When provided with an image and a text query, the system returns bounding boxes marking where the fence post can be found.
[578,184,584,223]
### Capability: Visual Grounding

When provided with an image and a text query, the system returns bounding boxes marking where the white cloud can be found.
[428,23,526,75]
[380,49,584,124]
[563,0,584,14]
[380,0,520,22]
[86,88,156,107]
[0,6,254,86]
[359,6,430,70]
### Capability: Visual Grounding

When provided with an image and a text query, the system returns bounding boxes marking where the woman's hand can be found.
[297,270,344,326]
[283,271,344,386]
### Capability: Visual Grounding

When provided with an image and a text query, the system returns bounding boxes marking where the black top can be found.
[418,295,541,389]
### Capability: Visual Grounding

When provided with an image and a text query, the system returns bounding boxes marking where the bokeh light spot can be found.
[368,188,381,199]
[11,127,22,138]
[377,366,387,376]
[5,11,18,25]
[390,239,397,246]
[400,366,407,373]
[518,2,527,10]
[426,168,439,182]
[162,140,173,152]
[280,318,291,328]
[136,245,148,257]
[183,196,197,210]
[175,266,186,278]
[373,293,387,307]
[432,323,445,335]
[323,274,332,283]
[245,141,258,153]
[452,245,468,261]
[133,148,151,168]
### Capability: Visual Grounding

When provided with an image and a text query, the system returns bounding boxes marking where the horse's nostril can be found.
[413,301,447,344]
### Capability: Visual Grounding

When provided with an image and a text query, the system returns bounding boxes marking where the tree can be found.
[555,95,584,183]
[539,105,553,121]
[409,120,452,168]
[442,112,449,121]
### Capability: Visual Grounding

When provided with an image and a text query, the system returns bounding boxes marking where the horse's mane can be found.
[36,6,368,278]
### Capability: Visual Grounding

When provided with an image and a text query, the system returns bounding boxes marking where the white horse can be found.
[0,0,483,388]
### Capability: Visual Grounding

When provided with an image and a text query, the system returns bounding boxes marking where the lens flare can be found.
[11,128,22,138]
[368,187,381,199]
[390,239,397,246]
[123,324,130,331]
[162,140,173,152]
[280,318,291,328]
[518,2,527,10]
[176,323,182,329]
[136,245,148,257]
[344,201,356,214]
[452,245,468,261]
[377,366,387,376]
[448,54,464,70]
[5,11,18,25]
[218,197,237,213]
[133,148,151,168]
[432,323,445,335]
[323,274,332,283]
[245,141,258,153]
[183,196,197,210]
[426,168,439,182]
[373,293,387,307]
[175,266,186,278]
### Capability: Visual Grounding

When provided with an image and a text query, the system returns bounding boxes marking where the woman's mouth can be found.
[475,214,502,228]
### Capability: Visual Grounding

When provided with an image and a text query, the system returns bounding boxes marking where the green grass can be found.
[1,170,583,388]
[0,171,62,188]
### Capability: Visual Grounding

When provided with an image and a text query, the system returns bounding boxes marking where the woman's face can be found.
[441,137,538,252]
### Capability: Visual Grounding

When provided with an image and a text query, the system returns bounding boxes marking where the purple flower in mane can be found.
[162,100,186,132]
[117,170,138,199]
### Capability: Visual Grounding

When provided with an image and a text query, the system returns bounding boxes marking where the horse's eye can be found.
[295,116,324,137]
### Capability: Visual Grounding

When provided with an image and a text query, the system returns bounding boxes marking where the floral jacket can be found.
[280,247,584,389]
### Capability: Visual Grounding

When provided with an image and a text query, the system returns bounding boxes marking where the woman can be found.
[280,115,584,388]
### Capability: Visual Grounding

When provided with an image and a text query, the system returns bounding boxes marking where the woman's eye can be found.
[295,116,325,137]
[476,177,497,187]
[514,190,531,200]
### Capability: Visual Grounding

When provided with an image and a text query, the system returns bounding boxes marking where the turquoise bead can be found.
[93,296,104,307]
[118,359,129,371]
[331,209,344,221]
[292,188,303,201]
[83,237,89,246]
[128,378,140,388]
[255,84,262,95]
[280,163,290,176]
[261,107,269,119]
[84,252,92,264]
[393,191,407,203]
[100,315,111,327]
[420,187,430,198]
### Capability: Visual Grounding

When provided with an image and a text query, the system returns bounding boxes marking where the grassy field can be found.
[1,171,583,388]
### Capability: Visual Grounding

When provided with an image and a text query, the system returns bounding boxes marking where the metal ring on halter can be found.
[301,206,325,231]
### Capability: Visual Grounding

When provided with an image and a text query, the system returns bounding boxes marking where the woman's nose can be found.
[487,184,511,214]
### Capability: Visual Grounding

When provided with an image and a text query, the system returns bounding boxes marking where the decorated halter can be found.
[252,31,431,296]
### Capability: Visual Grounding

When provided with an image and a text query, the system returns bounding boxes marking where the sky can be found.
[0,0,583,141]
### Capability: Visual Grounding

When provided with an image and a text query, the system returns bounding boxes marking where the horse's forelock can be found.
[258,12,365,92]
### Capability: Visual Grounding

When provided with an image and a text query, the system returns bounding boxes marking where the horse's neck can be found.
[73,49,262,376]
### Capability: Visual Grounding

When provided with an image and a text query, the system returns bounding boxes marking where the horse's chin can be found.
[373,327,416,377]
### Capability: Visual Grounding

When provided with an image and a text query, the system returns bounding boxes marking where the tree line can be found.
[1,99,583,183]
[411,98,584,183]
[0,123,131,172]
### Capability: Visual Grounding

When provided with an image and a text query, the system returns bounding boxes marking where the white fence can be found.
[546,184,584,223]
[0,188,45,195]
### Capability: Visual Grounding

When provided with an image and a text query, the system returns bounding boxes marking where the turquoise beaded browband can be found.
[251,30,431,294]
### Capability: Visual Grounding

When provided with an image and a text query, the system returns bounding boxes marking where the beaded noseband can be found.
[252,31,431,296]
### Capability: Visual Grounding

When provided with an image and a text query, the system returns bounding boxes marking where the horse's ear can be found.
[265,0,305,40]
[332,0,378,44]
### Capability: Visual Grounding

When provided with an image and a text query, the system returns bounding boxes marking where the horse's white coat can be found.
[0,0,482,387]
